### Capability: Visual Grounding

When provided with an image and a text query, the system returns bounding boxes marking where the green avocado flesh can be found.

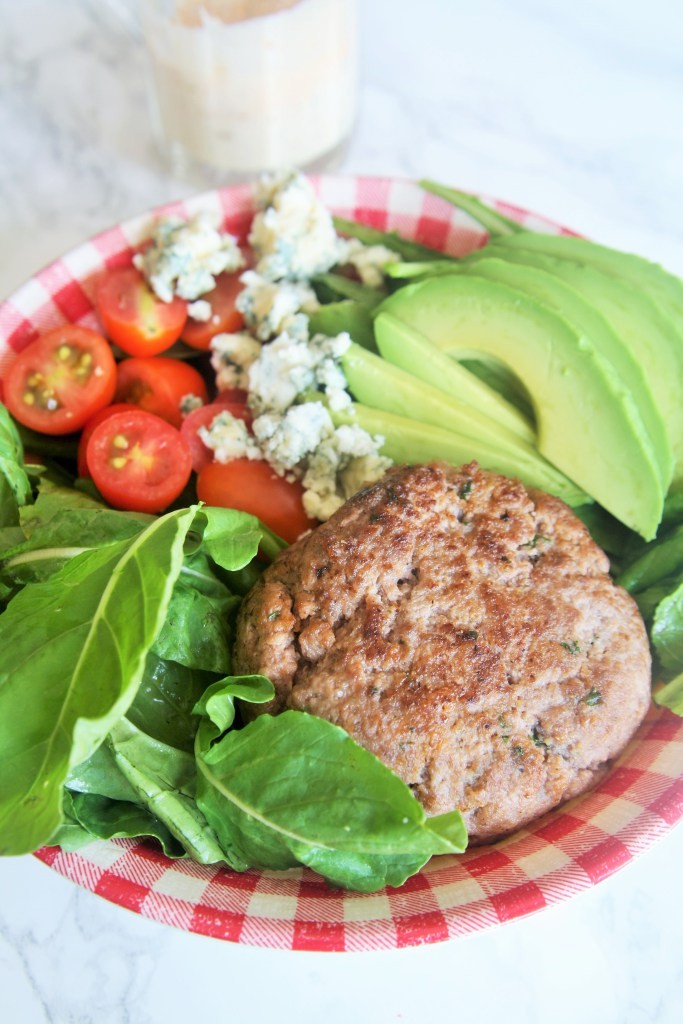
[340,341,581,500]
[332,402,586,507]
[373,312,535,443]
[451,256,673,493]
[379,274,665,539]
[469,244,683,487]
[491,232,683,329]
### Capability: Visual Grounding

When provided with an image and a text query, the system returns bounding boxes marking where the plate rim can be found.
[1,173,681,951]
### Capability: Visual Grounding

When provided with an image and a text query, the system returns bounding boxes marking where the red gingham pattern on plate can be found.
[4,176,682,951]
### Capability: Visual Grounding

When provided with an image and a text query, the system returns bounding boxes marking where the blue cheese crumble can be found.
[249,169,346,282]
[236,271,318,342]
[198,411,262,463]
[179,393,205,416]
[135,211,245,302]
[340,237,402,287]
[210,332,262,392]
[247,330,353,415]
[187,299,213,322]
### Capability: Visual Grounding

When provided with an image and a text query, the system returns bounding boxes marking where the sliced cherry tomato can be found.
[95,267,188,357]
[114,357,209,428]
[86,409,192,513]
[3,326,116,435]
[77,402,139,477]
[181,272,244,351]
[196,459,317,544]
[180,401,253,473]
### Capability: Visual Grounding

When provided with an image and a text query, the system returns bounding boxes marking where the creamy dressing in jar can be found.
[141,0,358,179]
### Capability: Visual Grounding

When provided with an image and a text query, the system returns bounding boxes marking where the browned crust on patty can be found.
[234,462,652,843]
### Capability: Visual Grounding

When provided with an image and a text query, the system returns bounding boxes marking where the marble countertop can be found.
[2,1,683,1021]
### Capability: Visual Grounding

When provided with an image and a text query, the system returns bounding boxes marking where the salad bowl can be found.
[1,175,682,951]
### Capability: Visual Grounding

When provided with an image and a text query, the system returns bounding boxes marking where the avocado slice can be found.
[373,312,535,443]
[331,402,587,508]
[492,232,683,329]
[380,274,664,538]
[472,244,683,487]
[340,341,581,499]
[451,256,673,493]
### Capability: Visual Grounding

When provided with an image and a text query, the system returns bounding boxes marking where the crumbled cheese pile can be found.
[135,211,245,303]
[136,170,400,525]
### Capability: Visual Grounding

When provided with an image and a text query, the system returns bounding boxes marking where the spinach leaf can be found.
[126,653,213,753]
[312,272,386,309]
[332,216,451,262]
[106,717,226,864]
[66,741,140,803]
[55,789,184,857]
[616,524,683,594]
[654,672,683,716]
[0,405,32,526]
[0,505,198,855]
[199,505,280,568]
[194,691,467,892]
[652,582,683,674]
[0,503,151,585]
[153,553,240,673]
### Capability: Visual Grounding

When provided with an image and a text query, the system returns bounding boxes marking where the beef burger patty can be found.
[234,462,651,843]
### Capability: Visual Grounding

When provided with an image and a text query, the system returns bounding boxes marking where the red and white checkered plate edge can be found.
[3,175,683,952]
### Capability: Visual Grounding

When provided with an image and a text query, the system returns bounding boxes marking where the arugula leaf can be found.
[332,216,452,262]
[153,553,240,673]
[0,505,198,855]
[126,653,213,753]
[54,789,184,857]
[0,405,32,526]
[652,582,683,674]
[194,674,276,733]
[199,505,281,567]
[312,272,386,309]
[106,717,226,864]
[418,180,524,237]
[1,504,151,585]
[654,672,683,715]
[194,694,467,892]
[616,524,683,594]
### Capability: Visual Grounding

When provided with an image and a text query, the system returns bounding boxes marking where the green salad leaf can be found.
[54,789,184,857]
[194,690,467,892]
[106,717,226,865]
[152,552,240,674]
[0,405,32,526]
[0,505,198,854]
[654,673,683,716]
[652,583,683,673]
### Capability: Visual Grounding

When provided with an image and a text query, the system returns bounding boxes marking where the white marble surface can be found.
[2,1,683,1021]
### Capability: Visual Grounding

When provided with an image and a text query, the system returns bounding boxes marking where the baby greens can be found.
[0,432,467,888]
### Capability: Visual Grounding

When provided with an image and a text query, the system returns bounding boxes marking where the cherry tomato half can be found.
[196,459,316,544]
[77,402,139,477]
[3,326,117,435]
[180,400,253,473]
[95,267,188,357]
[181,272,244,351]
[114,356,209,428]
[86,409,192,513]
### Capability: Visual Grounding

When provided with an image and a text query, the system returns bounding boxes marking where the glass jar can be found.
[141,0,359,183]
